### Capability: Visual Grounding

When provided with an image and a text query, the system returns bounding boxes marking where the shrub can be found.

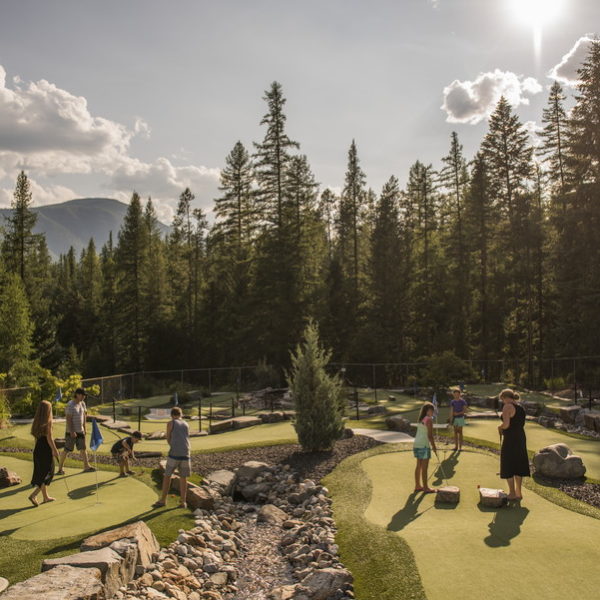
[255,359,281,389]
[419,351,477,398]
[0,389,10,428]
[287,321,344,452]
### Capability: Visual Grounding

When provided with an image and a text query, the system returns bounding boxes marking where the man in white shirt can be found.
[56,388,95,474]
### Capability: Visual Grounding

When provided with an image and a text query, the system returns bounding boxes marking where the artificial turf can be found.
[359,447,600,600]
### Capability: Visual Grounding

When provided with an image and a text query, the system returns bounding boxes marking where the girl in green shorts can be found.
[449,388,468,451]
[413,402,438,493]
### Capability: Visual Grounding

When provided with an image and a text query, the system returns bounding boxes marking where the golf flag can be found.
[90,418,103,451]
[173,391,179,406]
[432,392,438,418]
[53,387,62,403]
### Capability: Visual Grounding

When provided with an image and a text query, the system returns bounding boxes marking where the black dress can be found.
[31,435,54,487]
[500,403,530,479]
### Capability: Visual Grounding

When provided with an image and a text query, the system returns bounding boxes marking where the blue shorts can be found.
[453,417,466,427]
[413,447,431,459]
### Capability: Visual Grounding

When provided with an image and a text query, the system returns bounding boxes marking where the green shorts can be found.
[453,417,466,427]
[413,447,431,459]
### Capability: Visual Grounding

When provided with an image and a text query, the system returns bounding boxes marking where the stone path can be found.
[351,428,414,443]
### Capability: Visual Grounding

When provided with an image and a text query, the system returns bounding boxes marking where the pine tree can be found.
[540,81,568,198]
[287,321,343,451]
[253,81,299,230]
[214,141,255,247]
[318,188,337,257]
[1,171,38,281]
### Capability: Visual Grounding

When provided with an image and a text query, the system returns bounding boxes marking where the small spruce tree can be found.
[288,321,343,451]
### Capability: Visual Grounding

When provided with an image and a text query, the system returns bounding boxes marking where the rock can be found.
[0,565,104,600]
[102,420,131,430]
[533,443,586,479]
[583,412,600,432]
[135,451,163,458]
[146,430,165,440]
[257,504,288,525]
[301,568,353,600]
[342,428,354,438]
[42,546,136,598]
[146,589,168,599]
[478,488,507,508]
[436,486,460,504]
[236,461,270,482]
[559,406,581,424]
[388,395,396,402]
[0,467,21,488]
[210,416,262,433]
[209,572,228,586]
[366,405,387,415]
[186,486,216,510]
[205,470,236,495]
[521,401,542,417]
[385,415,412,433]
[268,585,297,600]
[80,521,159,567]
[258,412,285,423]
[0,578,8,594]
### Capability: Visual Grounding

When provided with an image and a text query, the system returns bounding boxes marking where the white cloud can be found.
[441,69,542,125]
[549,35,595,86]
[523,120,543,148]
[0,177,78,208]
[0,63,219,220]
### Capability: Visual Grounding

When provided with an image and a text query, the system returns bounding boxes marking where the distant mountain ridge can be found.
[0,197,170,258]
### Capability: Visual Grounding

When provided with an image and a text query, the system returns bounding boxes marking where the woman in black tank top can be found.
[499,388,530,500]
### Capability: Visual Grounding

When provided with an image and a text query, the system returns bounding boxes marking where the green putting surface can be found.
[363,449,600,600]
[0,456,156,540]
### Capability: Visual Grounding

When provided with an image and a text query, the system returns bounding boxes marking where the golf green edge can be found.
[324,442,600,600]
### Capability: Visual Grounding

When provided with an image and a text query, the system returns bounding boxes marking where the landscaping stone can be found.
[147,430,165,440]
[268,585,297,600]
[436,486,460,504]
[257,504,288,525]
[521,400,542,416]
[80,521,159,567]
[559,406,581,424]
[42,546,136,598]
[232,416,262,429]
[533,443,586,479]
[205,469,236,495]
[0,565,105,600]
[478,487,507,508]
[0,467,21,488]
[385,415,412,433]
[0,578,8,594]
[300,568,353,600]
[186,485,216,510]
[102,420,131,430]
[259,411,285,423]
[583,412,600,433]
[367,405,387,415]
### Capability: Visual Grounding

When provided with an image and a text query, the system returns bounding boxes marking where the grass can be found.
[0,452,193,585]
[327,443,600,600]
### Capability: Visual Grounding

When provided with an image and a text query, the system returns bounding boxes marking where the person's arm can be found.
[82,402,87,434]
[166,421,173,444]
[66,405,75,437]
[47,423,60,459]
[448,403,455,423]
[426,417,437,455]
[499,404,514,432]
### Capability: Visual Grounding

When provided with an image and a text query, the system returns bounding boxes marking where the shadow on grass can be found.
[67,476,120,499]
[431,452,460,486]
[387,492,433,532]
[479,504,530,547]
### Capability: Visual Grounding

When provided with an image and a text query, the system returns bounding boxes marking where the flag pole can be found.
[94,450,99,504]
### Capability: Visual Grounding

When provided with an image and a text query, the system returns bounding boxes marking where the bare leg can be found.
[58,450,68,472]
[453,427,458,449]
[414,460,422,489]
[41,484,55,502]
[514,476,523,499]
[179,476,188,507]
[422,459,430,489]
[80,449,91,469]
[507,477,517,499]
[28,486,41,506]
[458,427,463,451]
[158,475,171,504]
[119,457,126,475]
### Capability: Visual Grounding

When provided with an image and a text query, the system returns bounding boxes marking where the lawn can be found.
[326,445,600,600]
[0,453,194,586]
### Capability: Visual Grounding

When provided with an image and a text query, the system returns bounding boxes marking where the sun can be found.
[510,0,564,27]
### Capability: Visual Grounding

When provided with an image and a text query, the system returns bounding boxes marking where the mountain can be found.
[0,197,170,258]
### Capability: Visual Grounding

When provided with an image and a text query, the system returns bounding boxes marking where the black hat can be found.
[74,387,87,397]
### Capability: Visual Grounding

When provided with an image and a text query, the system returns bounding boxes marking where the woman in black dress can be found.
[29,400,60,507]
[499,388,530,500]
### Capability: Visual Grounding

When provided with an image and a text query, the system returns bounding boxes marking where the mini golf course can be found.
[0,456,156,540]
[326,445,600,600]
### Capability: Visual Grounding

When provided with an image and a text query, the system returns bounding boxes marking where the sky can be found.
[0,0,597,223]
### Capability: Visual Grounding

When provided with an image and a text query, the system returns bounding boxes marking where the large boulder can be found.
[80,521,159,567]
[533,443,586,479]
[521,400,542,417]
[385,415,412,433]
[186,485,216,510]
[0,565,104,600]
[258,411,285,423]
[300,568,353,600]
[0,578,8,593]
[559,406,581,424]
[0,467,21,488]
[257,504,288,526]
[234,461,272,501]
[205,470,236,496]
[583,411,600,432]
[41,546,136,598]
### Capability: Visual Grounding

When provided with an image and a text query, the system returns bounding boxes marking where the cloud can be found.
[441,69,542,125]
[549,35,595,86]
[0,63,219,220]
[0,177,78,208]
[523,120,543,148]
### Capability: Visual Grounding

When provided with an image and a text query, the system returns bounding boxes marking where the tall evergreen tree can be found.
[540,81,568,198]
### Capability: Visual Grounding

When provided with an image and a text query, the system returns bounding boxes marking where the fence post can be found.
[209,401,213,434]
[112,397,116,423]
[231,397,236,420]
[372,364,378,403]
[198,397,202,432]
[355,387,359,421]
[208,369,212,395]
[137,406,141,432]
